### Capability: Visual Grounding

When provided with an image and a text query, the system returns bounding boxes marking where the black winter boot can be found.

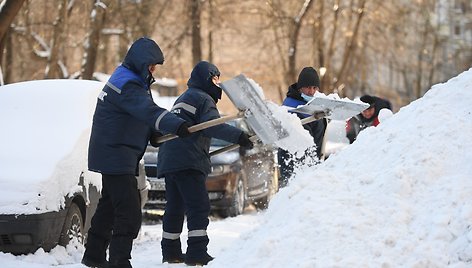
[108,236,133,268]
[82,233,110,268]
[162,253,186,264]
[184,253,214,266]
[81,258,109,268]
[162,238,184,263]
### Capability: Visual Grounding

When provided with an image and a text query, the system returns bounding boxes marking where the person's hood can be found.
[122,37,164,83]
[286,83,304,102]
[187,61,222,103]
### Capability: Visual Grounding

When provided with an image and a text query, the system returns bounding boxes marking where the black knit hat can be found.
[297,67,320,89]
[360,94,376,108]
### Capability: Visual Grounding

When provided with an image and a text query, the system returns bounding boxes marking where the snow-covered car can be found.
[0,79,103,255]
[143,119,279,218]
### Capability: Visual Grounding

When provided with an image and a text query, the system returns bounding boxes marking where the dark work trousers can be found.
[161,169,210,260]
[278,145,321,188]
[83,174,141,268]
[278,148,294,188]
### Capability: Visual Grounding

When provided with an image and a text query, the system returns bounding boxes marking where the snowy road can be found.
[0,211,263,268]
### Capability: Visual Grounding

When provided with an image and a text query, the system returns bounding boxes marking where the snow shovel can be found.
[209,94,368,157]
[290,96,369,121]
[156,74,290,146]
[209,110,328,157]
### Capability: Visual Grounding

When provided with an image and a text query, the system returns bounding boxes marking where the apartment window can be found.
[455,25,461,35]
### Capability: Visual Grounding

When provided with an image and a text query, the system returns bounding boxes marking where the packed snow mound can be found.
[211,69,472,267]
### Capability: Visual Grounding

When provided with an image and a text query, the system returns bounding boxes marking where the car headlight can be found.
[209,164,231,176]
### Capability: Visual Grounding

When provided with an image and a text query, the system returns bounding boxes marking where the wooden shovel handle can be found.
[300,110,331,125]
[209,135,258,157]
[155,111,244,143]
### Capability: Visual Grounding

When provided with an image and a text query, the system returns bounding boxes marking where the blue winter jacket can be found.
[282,83,327,158]
[88,37,186,175]
[157,61,243,176]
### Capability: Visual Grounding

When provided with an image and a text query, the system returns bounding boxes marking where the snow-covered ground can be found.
[1,68,472,267]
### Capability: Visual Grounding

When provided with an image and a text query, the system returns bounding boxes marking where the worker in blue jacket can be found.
[278,67,328,187]
[157,61,253,266]
[82,37,191,268]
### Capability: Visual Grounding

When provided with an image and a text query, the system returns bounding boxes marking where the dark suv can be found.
[143,119,278,218]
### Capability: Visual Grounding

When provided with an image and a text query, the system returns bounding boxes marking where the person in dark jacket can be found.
[82,37,191,268]
[157,61,253,266]
[345,94,392,143]
[278,67,328,188]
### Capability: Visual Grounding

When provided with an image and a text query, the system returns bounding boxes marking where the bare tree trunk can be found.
[190,0,202,66]
[45,0,67,78]
[333,0,366,91]
[427,34,439,88]
[414,18,429,99]
[208,0,214,63]
[3,31,13,84]
[314,0,325,90]
[321,0,340,92]
[267,0,288,84]
[287,0,315,84]
[0,0,26,42]
[81,0,108,80]
[0,0,25,70]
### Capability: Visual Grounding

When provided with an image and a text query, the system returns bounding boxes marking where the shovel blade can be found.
[221,74,289,145]
[291,96,370,121]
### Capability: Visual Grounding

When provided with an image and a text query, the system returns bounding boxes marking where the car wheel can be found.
[220,177,245,218]
[59,202,84,246]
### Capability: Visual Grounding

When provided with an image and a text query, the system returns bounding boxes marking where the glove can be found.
[313,109,331,119]
[149,132,163,147]
[238,132,254,150]
[176,122,191,138]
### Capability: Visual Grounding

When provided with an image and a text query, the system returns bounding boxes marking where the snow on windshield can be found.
[0,80,103,214]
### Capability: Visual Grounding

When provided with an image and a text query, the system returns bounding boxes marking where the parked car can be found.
[0,79,102,255]
[143,119,279,218]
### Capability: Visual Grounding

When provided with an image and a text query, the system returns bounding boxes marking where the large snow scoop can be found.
[290,96,369,121]
[209,110,327,157]
[220,74,289,145]
[210,95,369,157]
[156,74,290,145]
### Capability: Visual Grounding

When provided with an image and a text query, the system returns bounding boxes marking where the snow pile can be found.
[210,69,472,267]
[0,80,103,214]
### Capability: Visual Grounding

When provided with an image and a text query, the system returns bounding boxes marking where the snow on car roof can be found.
[0,79,103,214]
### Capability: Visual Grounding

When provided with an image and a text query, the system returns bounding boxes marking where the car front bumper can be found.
[144,171,238,213]
[0,210,67,255]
